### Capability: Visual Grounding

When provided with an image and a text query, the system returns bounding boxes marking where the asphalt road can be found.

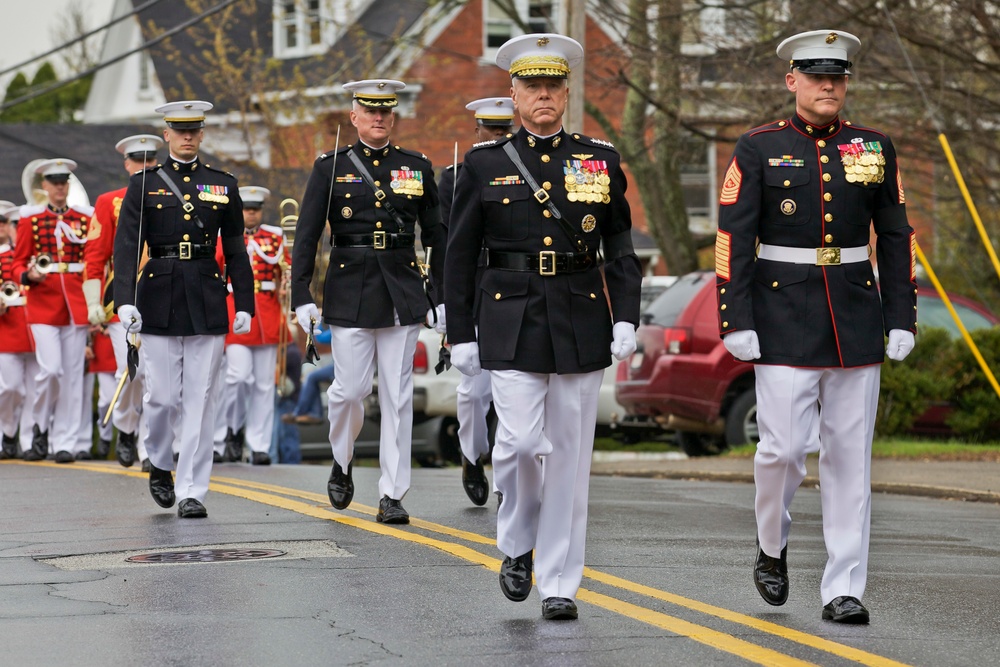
[1,459,998,666]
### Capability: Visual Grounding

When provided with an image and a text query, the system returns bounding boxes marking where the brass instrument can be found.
[33,253,53,273]
[22,158,90,208]
[275,197,299,397]
[1,280,19,305]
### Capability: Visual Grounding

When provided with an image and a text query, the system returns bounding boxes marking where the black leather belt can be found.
[333,232,415,249]
[148,242,216,260]
[487,249,598,276]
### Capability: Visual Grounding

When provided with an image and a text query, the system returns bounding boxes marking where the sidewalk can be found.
[591,452,1000,503]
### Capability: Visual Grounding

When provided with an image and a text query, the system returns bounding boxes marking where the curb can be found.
[592,470,1000,505]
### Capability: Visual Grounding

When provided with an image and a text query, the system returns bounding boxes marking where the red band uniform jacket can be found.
[221,223,290,346]
[112,157,255,335]
[84,187,127,324]
[12,203,93,326]
[0,244,33,353]
[445,128,643,374]
[716,115,917,368]
[290,142,446,327]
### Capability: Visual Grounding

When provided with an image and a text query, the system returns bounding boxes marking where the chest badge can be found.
[341,206,353,219]
[780,199,796,215]
[581,214,597,233]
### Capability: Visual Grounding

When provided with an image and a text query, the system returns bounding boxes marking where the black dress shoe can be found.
[541,597,578,620]
[23,425,48,461]
[213,451,223,463]
[251,452,272,466]
[148,464,176,508]
[753,540,788,606]
[499,551,533,602]
[141,458,150,473]
[327,461,354,510]
[75,451,92,461]
[461,455,489,506]
[822,596,870,624]
[223,427,243,462]
[0,433,19,459]
[177,498,208,518]
[54,450,74,463]
[117,431,137,468]
[376,496,410,524]
[96,438,111,458]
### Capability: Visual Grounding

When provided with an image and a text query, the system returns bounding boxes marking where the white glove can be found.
[427,304,447,334]
[610,321,636,360]
[886,329,915,361]
[295,303,322,335]
[82,279,107,326]
[723,330,761,361]
[451,341,481,376]
[118,305,142,334]
[233,311,252,335]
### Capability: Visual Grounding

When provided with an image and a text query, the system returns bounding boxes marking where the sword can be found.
[102,333,140,426]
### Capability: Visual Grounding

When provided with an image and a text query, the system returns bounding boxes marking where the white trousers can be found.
[108,324,144,436]
[457,369,492,463]
[29,324,88,453]
[327,323,419,500]
[0,352,37,449]
[77,372,115,453]
[754,364,880,605]
[212,352,230,455]
[141,334,225,503]
[225,344,278,454]
[490,368,602,601]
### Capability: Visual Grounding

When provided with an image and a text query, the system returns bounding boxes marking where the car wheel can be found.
[675,431,727,457]
[725,388,758,446]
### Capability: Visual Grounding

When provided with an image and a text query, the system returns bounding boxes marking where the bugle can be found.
[275,197,299,397]
[0,280,19,305]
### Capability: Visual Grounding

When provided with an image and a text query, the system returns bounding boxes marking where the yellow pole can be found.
[915,241,1000,400]
[937,133,1000,282]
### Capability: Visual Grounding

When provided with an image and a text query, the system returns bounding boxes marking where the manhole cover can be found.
[126,548,286,563]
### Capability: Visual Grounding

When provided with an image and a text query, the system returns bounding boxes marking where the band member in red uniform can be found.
[13,159,93,463]
[220,186,290,465]
[83,134,163,467]
[0,202,37,459]
[78,326,117,459]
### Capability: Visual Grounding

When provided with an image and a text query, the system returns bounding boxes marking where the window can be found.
[274,0,329,59]
[484,0,558,59]
[679,131,716,234]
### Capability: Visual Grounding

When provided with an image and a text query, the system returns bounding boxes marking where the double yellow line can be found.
[9,461,914,667]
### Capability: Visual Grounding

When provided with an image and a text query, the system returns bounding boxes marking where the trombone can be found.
[275,197,298,397]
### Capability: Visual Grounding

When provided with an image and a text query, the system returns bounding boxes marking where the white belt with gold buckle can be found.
[758,244,869,266]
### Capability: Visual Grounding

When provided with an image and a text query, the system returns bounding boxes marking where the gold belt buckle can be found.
[816,247,841,266]
[58,262,69,273]
[539,250,556,276]
[179,241,192,260]
[373,231,387,250]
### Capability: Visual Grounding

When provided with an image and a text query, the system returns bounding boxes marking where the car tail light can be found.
[663,327,691,354]
[616,359,628,381]
[413,340,428,374]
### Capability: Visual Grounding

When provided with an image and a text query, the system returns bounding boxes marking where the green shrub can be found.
[945,328,1000,441]
[876,327,955,436]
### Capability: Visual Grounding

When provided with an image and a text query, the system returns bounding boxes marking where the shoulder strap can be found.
[346,149,405,232]
[157,169,203,229]
[501,142,587,251]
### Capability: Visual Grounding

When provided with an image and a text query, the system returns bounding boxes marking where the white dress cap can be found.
[0,200,17,220]
[465,97,516,126]
[239,186,271,208]
[154,100,214,128]
[115,134,164,157]
[495,33,583,78]
[342,80,406,108]
[776,30,861,75]
[34,158,78,180]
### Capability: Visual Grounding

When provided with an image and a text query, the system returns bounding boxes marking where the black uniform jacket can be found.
[290,141,446,328]
[716,114,917,368]
[445,127,642,375]
[438,162,458,233]
[113,157,255,336]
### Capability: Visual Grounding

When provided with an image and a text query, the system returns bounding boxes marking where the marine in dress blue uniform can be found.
[438,97,515,506]
[445,34,642,620]
[113,100,255,518]
[291,79,446,524]
[716,30,917,624]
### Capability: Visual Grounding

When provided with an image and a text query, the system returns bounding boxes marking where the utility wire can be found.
[0,0,168,79]
[0,0,242,112]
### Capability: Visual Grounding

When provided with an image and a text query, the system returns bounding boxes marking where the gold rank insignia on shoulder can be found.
[581,214,596,232]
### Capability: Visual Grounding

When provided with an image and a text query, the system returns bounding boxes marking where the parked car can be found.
[614,270,999,456]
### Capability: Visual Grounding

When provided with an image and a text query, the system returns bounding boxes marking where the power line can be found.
[0,0,242,113]
[0,0,169,80]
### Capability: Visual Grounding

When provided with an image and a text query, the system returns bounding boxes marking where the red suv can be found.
[614,270,999,456]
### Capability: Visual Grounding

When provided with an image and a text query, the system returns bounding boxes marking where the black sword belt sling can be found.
[345,149,437,313]
[158,169,205,229]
